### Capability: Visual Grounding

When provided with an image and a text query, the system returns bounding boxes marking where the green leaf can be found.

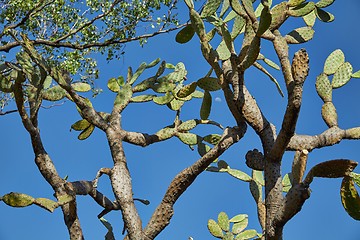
[227,169,252,182]
[176,24,196,44]
[208,219,224,238]
[324,49,345,75]
[2,192,34,207]
[200,91,212,120]
[332,62,353,89]
[218,212,230,232]
[285,26,315,44]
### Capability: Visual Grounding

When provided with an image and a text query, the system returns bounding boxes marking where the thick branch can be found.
[142,126,246,239]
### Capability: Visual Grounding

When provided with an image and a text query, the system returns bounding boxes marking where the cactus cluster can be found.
[316,49,360,128]
[207,212,261,240]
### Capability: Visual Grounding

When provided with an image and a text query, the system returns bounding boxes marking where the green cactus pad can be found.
[307,160,357,180]
[155,127,175,140]
[177,132,200,145]
[341,176,360,220]
[200,91,212,120]
[192,90,205,98]
[315,73,332,102]
[201,0,222,18]
[34,198,58,212]
[253,170,265,186]
[146,58,161,69]
[129,62,147,85]
[207,219,224,238]
[2,192,35,207]
[232,216,248,234]
[229,0,247,16]
[324,49,345,75]
[236,229,258,239]
[42,85,66,101]
[177,82,197,98]
[71,119,91,131]
[151,81,176,93]
[249,179,262,203]
[285,26,314,44]
[190,8,207,42]
[288,0,306,7]
[16,52,33,76]
[216,40,231,60]
[78,124,95,140]
[321,102,337,127]
[131,95,155,103]
[108,77,122,92]
[316,0,335,8]
[167,98,185,111]
[197,142,211,156]
[282,173,292,192]
[176,24,196,44]
[153,92,174,105]
[72,82,91,92]
[303,9,316,27]
[288,2,315,17]
[197,77,221,91]
[133,77,156,92]
[231,16,246,39]
[229,214,248,223]
[256,6,272,37]
[218,212,230,232]
[258,53,280,70]
[332,62,353,89]
[240,36,260,70]
[113,84,132,110]
[227,168,252,182]
[315,7,334,22]
[223,10,237,23]
[177,119,198,131]
[269,2,288,30]
[203,134,222,145]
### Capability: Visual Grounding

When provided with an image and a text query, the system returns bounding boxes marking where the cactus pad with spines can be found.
[203,134,222,145]
[285,27,314,44]
[197,77,221,91]
[321,102,337,127]
[129,62,147,85]
[332,62,353,89]
[177,82,197,98]
[316,73,332,102]
[269,2,288,30]
[71,119,91,131]
[316,0,335,8]
[323,49,345,75]
[346,127,360,139]
[167,98,184,111]
[201,0,222,18]
[241,0,256,21]
[42,85,66,101]
[208,219,224,238]
[218,211,230,232]
[78,124,95,140]
[155,127,175,140]
[175,24,195,44]
[200,90,212,120]
[131,95,155,103]
[288,2,315,17]
[341,176,360,220]
[72,82,91,92]
[315,7,334,22]
[287,0,306,7]
[153,92,174,105]
[303,10,316,27]
[177,119,197,131]
[177,132,199,145]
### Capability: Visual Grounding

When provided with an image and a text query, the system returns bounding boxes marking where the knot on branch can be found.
[246,149,264,171]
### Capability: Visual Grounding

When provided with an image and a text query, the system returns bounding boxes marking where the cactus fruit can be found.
[321,102,337,127]
[176,24,195,44]
[197,77,222,91]
[288,2,315,17]
[200,90,212,120]
[332,62,353,89]
[341,176,360,220]
[315,73,332,102]
[285,26,314,44]
[323,49,345,75]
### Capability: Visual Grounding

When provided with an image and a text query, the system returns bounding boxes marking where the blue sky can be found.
[1,1,360,239]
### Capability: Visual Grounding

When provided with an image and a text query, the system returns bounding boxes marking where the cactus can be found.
[177,119,198,131]
[302,10,316,27]
[216,40,232,60]
[231,16,246,40]
[323,49,345,75]
[288,2,315,17]
[315,7,334,22]
[107,77,123,92]
[78,124,95,140]
[203,133,222,145]
[197,77,222,91]
[177,82,197,98]
[131,95,155,103]
[0,74,13,93]
[332,62,353,89]
[241,0,256,21]
[228,168,252,182]
[113,84,132,110]
[177,132,200,145]
[175,24,195,44]
[167,98,185,111]
[201,0,222,18]
[229,0,247,17]
[345,127,360,138]
[208,219,224,238]
[316,0,335,8]
[200,90,212,120]
[269,2,288,30]
[288,0,306,7]
[71,119,91,131]
[129,62,147,85]
[341,176,360,220]
[42,85,67,101]
[153,92,174,105]
[321,102,337,127]
[72,82,91,92]
[256,6,272,37]
[315,73,332,102]
[285,26,314,44]
[155,127,175,140]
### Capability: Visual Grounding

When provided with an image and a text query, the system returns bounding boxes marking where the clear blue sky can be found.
[1,1,360,239]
